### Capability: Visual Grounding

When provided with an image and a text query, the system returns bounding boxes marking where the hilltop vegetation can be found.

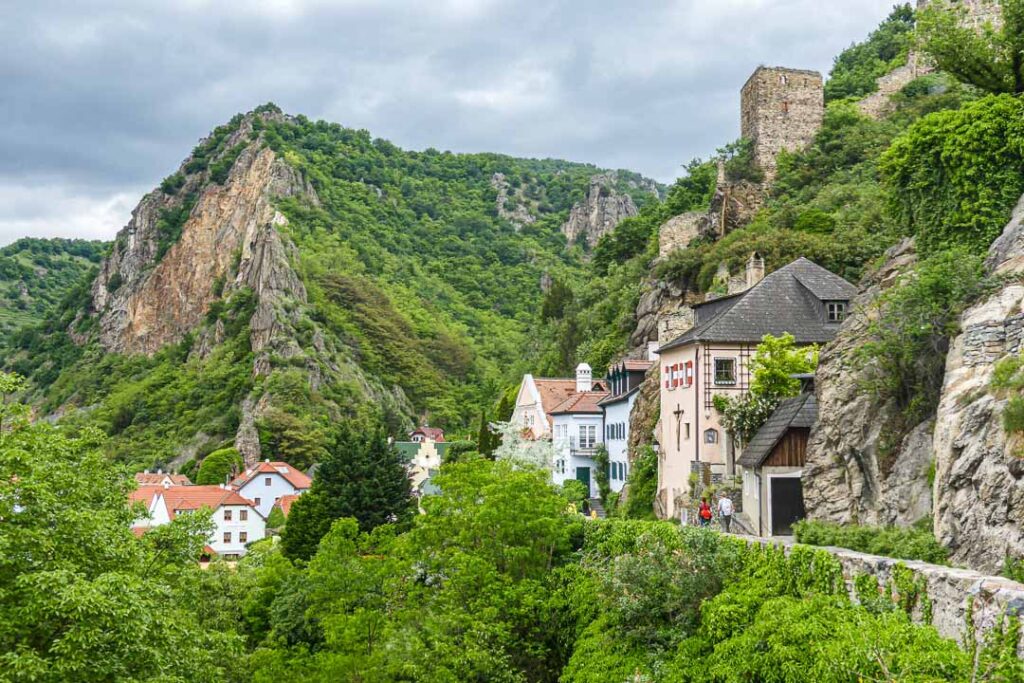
[0,238,105,334]
[1,113,660,470]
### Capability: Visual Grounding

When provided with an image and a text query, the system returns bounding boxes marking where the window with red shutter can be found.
[671,363,679,388]
[664,366,670,388]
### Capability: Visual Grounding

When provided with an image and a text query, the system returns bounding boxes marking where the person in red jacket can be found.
[698,497,712,527]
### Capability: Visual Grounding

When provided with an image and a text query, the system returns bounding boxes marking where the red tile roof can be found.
[231,461,313,491]
[274,494,301,517]
[410,426,445,442]
[532,379,579,415]
[129,485,164,508]
[620,359,655,372]
[549,391,611,415]
[134,472,191,486]
[161,486,256,520]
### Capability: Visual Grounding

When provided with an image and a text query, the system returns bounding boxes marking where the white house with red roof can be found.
[230,459,312,519]
[130,483,265,558]
[549,364,609,497]
[513,371,606,440]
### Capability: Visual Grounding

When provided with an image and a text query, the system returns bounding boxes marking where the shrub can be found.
[793,519,949,564]
[195,447,243,485]
[881,93,1024,255]
[621,446,658,520]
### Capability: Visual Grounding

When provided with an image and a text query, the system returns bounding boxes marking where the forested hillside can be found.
[0,238,105,334]
[0,111,660,471]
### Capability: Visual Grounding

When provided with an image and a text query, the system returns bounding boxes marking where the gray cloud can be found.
[0,0,896,245]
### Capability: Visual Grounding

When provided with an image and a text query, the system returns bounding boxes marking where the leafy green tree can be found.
[0,398,237,681]
[714,334,818,447]
[918,0,1024,94]
[825,4,916,101]
[281,425,413,561]
[476,410,498,458]
[749,333,819,397]
[621,446,658,520]
[194,446,243,485]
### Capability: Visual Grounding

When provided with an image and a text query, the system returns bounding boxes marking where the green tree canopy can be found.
[194,446,243,485]
[918,0,1024,94]
[281,424,414,561]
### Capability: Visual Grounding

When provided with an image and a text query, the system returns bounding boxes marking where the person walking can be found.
[698,497,713,528]
[717,494,734,533]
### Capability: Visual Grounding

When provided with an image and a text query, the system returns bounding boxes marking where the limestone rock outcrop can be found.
[93,112,314,356]
[490,172,536,228]
[561,174,638,247]
[803,239,934,527]
[933,195,1024,572]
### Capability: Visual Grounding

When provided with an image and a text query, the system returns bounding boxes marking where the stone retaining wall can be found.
[734,535,1024,653]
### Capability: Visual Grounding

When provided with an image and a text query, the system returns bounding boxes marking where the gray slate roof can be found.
[658,258,857,351]
[737,392,817,469]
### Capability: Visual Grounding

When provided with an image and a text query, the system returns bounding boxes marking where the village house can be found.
[655,256,855,519]
[549,364,609,497]
[409,426,445,443]
[512,373,606,440]
[395,434,448,494]
[134,470,191,487]
[130,483,266,559]
[738,376,815,536]
[230,460,312,519]
[598,359,653,493]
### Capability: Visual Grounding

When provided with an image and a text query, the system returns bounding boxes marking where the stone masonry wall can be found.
[736,535,1024,654]
[740,66,823,181]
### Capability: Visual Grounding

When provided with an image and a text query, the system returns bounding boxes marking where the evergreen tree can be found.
[281,424,414,562]
[476,411,497,458]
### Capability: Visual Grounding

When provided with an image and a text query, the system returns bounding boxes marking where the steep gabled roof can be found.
[160,486,257,520]
[658,258,856,351]
[134,472,191,486]
[532,378,582,414]
[410,426,445,442]
[231,461,313,491]
[273,494,301,517]
[738,393,817,469]
[597,384,642,407]
[549,391,610,415]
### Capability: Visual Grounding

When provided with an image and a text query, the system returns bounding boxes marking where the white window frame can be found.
[714,358,737,386]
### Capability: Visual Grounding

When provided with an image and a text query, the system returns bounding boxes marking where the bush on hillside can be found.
[793,519,949,564]
[882,94,1024,255]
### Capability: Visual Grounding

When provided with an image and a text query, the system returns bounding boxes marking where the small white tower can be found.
[576,363,593,393]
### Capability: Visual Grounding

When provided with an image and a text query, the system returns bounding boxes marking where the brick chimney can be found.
[746,252,765,289]
[575,363,593,393]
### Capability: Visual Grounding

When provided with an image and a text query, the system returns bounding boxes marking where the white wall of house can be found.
[741,465,804,536]
[602,395,635,494]
[551,412,603,498]
[210,503,266,557]
[237,472,306,519]
[512,375,549,439]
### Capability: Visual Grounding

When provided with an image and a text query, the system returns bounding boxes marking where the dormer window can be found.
[826,301,847,323]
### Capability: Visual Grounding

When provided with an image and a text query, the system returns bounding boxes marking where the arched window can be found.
[704,429,719,444]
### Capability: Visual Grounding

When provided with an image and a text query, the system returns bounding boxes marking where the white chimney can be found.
[576,363,593,393]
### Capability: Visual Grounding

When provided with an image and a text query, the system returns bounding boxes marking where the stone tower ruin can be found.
[740,66,824,181]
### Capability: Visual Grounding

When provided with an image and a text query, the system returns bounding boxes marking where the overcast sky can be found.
[0,0,897,245]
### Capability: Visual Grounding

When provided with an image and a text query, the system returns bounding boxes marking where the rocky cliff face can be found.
[490,172,537,228]
[93,112,314,357]
[933,196,1024,572]
[803,239,935,527]
[561,174,638,247]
